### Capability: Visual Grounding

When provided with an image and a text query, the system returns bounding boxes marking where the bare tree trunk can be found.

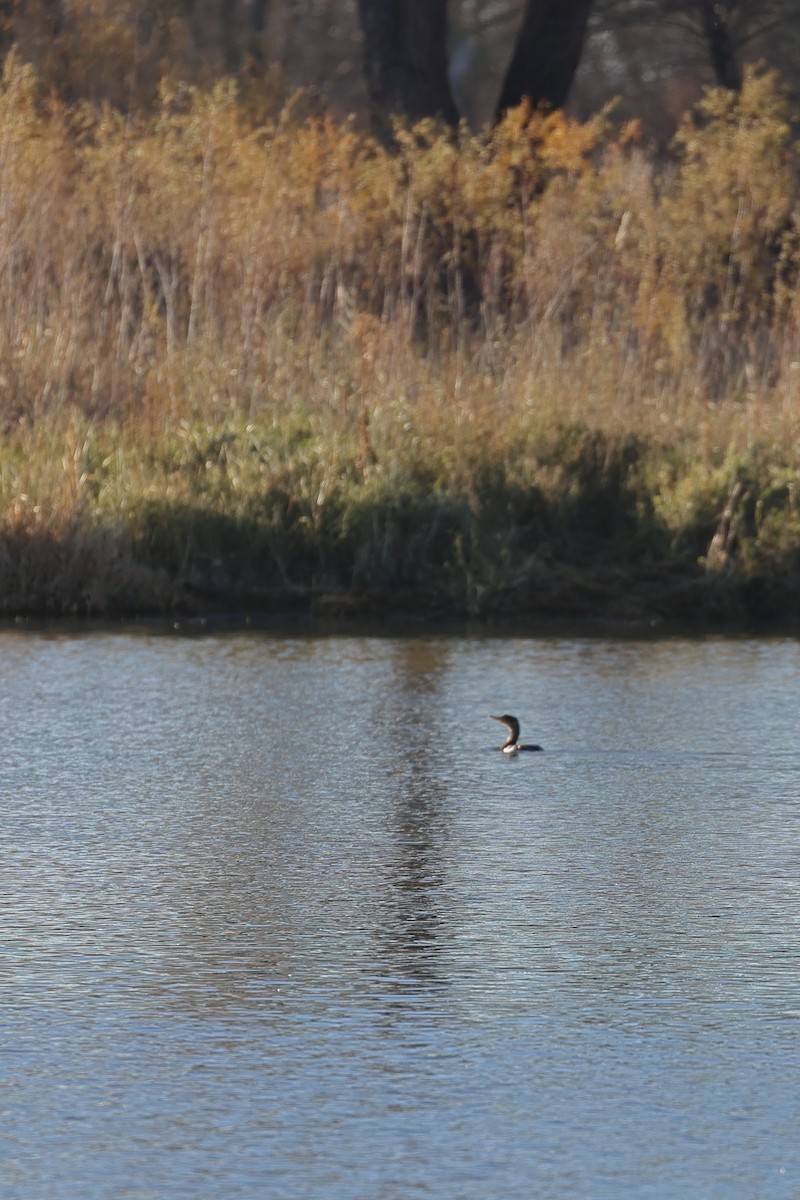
[246,0,270,70]
[699,0,742,89]
[495,0,595,119]
[356,0,460,132]
[0,0,16,63]
[220,0,240,72]
[250,0,269,39]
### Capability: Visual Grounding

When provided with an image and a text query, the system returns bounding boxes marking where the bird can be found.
[490,714,543,755]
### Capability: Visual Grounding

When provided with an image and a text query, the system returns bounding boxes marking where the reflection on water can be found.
[2,630,800,1199]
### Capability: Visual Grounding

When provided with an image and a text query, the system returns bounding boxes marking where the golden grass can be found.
[1,59,800,620]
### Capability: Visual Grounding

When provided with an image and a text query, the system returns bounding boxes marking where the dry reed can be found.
[1,59,799,621]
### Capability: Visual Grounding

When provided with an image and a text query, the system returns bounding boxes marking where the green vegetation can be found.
[2,60,800,624]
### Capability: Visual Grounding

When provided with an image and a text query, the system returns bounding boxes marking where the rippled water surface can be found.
[2,628,800,1199]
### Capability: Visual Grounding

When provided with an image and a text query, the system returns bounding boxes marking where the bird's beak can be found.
[489,715,502,722]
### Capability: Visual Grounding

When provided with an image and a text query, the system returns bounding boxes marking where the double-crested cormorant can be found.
[490,714,543,754]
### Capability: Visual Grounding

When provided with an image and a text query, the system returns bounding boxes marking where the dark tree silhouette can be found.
[596,0,792,92]
[219,0,271,72]
[698,0,743,89]
[0,1,15,57]
[357,0,596,131]
[356,0,459,129]
[495,0,596,120]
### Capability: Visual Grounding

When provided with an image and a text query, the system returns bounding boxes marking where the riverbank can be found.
[4,404,799,628]
[1,64,799,627]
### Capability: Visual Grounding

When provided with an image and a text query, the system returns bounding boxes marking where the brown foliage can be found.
[0,61,799,616]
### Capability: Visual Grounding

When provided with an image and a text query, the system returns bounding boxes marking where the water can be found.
[2,629,800,1199]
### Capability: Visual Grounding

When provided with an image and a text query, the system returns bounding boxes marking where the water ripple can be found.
[2,631,800,1199]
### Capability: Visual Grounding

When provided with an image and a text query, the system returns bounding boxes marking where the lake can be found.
[2,626,799,1199]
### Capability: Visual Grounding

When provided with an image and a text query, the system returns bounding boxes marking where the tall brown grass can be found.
[1,58,800,620]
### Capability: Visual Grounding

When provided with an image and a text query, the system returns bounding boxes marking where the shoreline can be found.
[3,585,799,639]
